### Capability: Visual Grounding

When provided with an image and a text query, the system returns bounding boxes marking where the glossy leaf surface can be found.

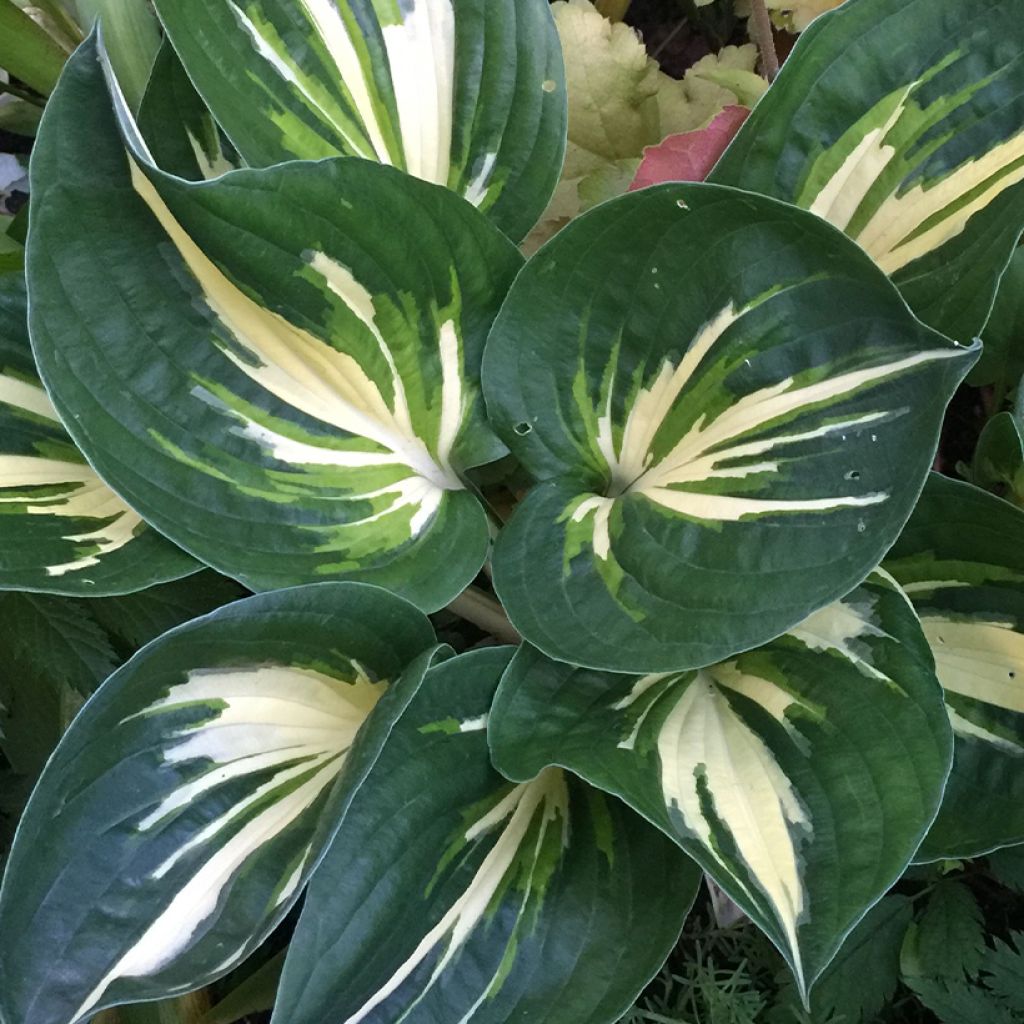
[489,572,952,996]
[278,647,700,1024]
[0,583,438,1024]
[27,37,521,609]
[710,0,1024,342]
[152,0,567,240]
[886,473,1024,858]
[484,183,977,671]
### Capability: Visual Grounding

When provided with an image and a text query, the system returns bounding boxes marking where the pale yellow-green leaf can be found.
[655,45,765,136]
[523,0,764,254]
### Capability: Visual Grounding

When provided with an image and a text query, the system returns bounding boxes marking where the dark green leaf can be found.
[152,0,567,241]
[484,183,976,672]
[885,474,1024,859]
[910,882,986,981]
[28,35,522,610]
[86,572,248,657]
[989,846,1024,894]
[0,268,197,595]
[969,413,1024,502]
[772,895,913,1024]
[970,248,1024,388]
[137,39,238,181]
[198,951,284,1024]
[985,933,1024,1009]
[711,0,1024,343]
[489,571,952,997]
[277,647,701,1024]
[906,977,1019,1024]
[0,583,439,1024]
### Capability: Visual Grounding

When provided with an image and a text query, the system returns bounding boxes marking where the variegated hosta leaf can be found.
[483,184,977,673]
[27,37,522,610]
[489,572,953,998]
[276,648,701,1024]
[885,473,1024,859]
[151,0,567,242]
[0,268,196,595]
[137,39,240,181]
[0,583,439,1024]
[710,0,1024,343]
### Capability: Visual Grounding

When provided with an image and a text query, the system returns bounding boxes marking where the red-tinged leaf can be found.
[629,106,750,190]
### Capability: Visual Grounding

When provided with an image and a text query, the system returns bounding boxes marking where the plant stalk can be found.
[748,0,780,82]
[448,586,520,644]
[0,78,45,105]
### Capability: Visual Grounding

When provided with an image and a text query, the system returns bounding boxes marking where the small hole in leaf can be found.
[542,79,557,93]
[514,422,533,436]
[1010,671,1017,679]
[677,199,689,210]
[845,470,861,481]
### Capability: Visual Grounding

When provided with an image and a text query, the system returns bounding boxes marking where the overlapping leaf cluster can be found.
[1,1,1024,1023]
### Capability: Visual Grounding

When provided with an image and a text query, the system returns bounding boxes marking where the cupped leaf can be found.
[137,39,239,182]
[885,473,1024,859]
[968,412,1024,503]
[278,647,700,1024]
[0,582,439,1024]
[969,247,1024,388]
[484,183,977,673]
[489,571,953,998]
[710,0,1024,343]
[150,0,566,242]
[0,268,197,595]
[27,36,522,610]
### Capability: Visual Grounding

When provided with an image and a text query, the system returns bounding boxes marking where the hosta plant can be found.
[2,0,1024,1022]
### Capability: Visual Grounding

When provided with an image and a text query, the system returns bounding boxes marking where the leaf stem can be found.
[748,0,780,82]
[0,79,45,106]
[652,18,688,60]
[448,586,520,644]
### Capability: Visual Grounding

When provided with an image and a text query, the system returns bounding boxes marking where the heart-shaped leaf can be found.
[489,571,952,998]
[710,0,1024,343]
[885,473,1024,859]
[151,0,567,241]
[483,183,977,672]
[0,582,438,1024]
[277,647,700,1024]
[0,268,196,595]
[27,36,522,610]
